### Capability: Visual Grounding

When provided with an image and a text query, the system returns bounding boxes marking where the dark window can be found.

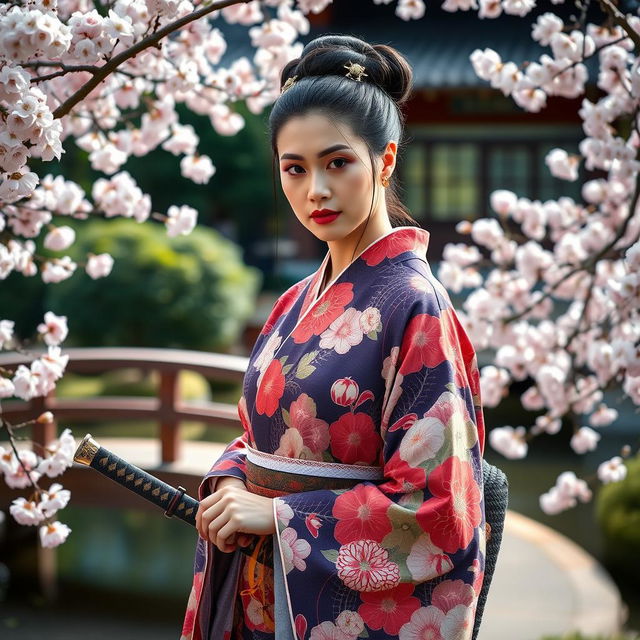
[399,130,584,222]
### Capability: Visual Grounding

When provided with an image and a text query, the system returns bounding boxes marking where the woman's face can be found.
[277,111,394,240]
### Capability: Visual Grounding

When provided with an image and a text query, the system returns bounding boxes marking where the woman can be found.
[181,34,487,640]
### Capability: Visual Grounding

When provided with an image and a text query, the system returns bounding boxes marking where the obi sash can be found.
[238,444,385,607]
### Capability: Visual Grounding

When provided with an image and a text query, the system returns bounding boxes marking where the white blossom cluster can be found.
[430,5,640,513]
[1,311,74,548]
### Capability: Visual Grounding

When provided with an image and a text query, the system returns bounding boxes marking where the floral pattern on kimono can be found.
[181,225,487,640]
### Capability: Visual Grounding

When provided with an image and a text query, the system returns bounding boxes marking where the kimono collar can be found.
[304,226,430,311]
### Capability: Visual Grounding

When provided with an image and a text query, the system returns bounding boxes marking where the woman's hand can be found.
[195,477,276,553]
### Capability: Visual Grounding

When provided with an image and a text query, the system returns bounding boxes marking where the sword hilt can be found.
[73,433,198,525]
[73,433,273,566]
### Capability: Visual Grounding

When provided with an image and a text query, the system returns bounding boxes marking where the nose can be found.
[308,171,330,203]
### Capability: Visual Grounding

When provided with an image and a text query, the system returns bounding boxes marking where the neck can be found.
[325,210,393,278]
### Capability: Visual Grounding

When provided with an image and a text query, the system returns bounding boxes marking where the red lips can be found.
[310,208,341,218]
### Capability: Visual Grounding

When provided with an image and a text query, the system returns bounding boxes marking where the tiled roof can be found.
[217,13,600,89]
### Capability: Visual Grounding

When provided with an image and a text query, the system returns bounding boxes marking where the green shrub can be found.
[595,452,640,583]
[41,217,262,351]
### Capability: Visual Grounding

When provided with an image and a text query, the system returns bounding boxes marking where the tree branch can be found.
[51,0,249,119]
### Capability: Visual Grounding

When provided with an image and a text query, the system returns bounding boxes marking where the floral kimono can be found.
[180,225,487,640]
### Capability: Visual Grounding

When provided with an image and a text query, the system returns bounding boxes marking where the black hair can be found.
[267,34,422,275]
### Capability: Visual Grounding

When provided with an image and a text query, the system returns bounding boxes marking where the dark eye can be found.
[330,157,348,169]
[283,157,349,176]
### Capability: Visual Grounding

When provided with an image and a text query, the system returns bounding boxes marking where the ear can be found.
[381,140,398,179]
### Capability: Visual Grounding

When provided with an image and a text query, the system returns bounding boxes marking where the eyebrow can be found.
[280,144,352,161]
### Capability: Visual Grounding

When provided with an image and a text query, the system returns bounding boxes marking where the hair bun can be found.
[280,34,413,106]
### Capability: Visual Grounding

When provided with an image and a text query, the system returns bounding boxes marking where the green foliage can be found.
[42,217,262,350]
[595,452,640,583]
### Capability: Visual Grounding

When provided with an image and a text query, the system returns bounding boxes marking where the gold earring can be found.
[381,175,390,188]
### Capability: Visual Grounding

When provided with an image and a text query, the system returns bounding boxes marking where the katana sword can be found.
[72,433,271,564]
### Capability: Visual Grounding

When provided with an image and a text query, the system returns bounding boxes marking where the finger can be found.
[214,517,238,551]
[238,533,252,547]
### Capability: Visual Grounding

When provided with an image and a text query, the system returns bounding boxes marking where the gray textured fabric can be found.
[472,459,509,640]
[273,533,296,640]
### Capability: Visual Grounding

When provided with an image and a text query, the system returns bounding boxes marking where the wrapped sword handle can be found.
[73,433,198,525]
[73,433,272,565]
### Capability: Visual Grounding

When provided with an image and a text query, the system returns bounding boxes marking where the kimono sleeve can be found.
[198,395,251,500]
[271,288,487,636]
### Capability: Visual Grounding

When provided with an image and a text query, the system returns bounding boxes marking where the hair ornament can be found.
[343,60,368,81]
[280,60,370,95]
[281,74,298,94]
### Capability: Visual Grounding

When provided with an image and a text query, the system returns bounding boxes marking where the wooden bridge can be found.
[0,346,249,601]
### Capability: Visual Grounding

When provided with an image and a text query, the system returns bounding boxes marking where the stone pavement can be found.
[478,509,627,640]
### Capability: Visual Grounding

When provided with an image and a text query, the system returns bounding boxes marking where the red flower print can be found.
[358,583,421,635]
[180,570,204,638]
[292,282,354,343]
[333,484,393,544]
[237,394,252,441]
[261,279,307,335]
[305,513,322,538]
[378,451,426,493]
[255,358,285,417]
[362,228,424,266]
[329,412,380,465]
[439,307,472,388]
[336,539,400,592]
[398,312,446,376]
[416,456,483,554]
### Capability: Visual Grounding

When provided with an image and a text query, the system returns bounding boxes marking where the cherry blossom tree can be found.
[1,0,639,553]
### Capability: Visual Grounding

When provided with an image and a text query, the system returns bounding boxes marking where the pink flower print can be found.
[398,606,445,640]
[309,621,352,640]
[359,306,381,334]
[289,393,330,454]
[281,527,311,574]
[335,610,365,636]
[333,483,392,545]
[331,377,360,407]
[336,539,400,592]
[406,534,453,581]
[441,604,475,640]
[381,371,404,435]
[358,583,421,636]
[275,428,304,458]
[431,578,476,614]
[319,307,364,354]
[398,416,445,466]
[329,412,380,465]
[253,330,282,374]
[275,498,294,527]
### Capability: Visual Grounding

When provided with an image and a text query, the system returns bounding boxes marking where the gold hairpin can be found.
[344,60,368,81]
[281,75,298,94]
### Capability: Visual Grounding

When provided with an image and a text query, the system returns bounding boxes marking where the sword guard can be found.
[165,485,187,519]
